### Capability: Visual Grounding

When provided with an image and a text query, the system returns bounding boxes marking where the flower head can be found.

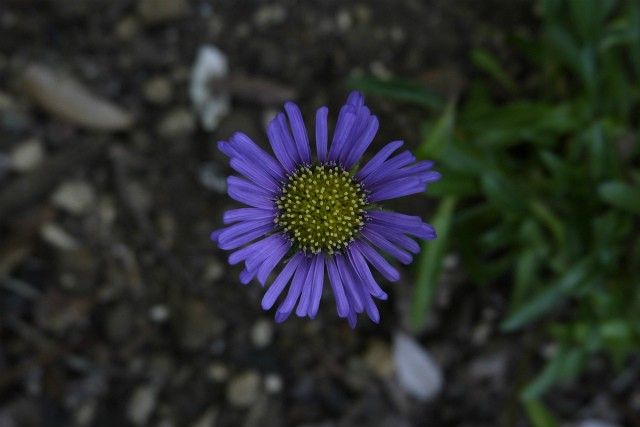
[212,91,440,327]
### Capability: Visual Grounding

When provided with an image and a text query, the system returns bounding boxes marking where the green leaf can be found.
[427,174,479,197]
[410,197,456,331]
[462,102,580,147]
[523,400,560,427]
[598,181,640,214]
[522,346,588,400]
[481,172,528,215]
[471,49,518,94]
[501,259,593,331]
[346,76,444,110]
[417,100,456,158]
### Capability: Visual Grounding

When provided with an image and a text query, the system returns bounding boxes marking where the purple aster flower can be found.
[211,91,440,327]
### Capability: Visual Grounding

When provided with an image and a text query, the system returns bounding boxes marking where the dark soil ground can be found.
[1,1,638,426]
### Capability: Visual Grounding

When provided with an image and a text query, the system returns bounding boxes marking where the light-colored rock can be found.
[226,371,261,408]
[138,0,189,24]
[264,373,282,394]
[52,180,96,215]
[40,223,79,251]
[203,259,224,282]
[207,363,229,383]
[157,108,195,137]
[149,305,170,323]
[191,407,218,427]
[253,5,286,27]
[115,16,139,40]
[127,385,157,426]
[10,139,44,172]
[393,332,443,401]
[190,45,230,131]
[198,162,226,193]
[364,340,394,378]
[143,76,173,105]
[251,319,273,349]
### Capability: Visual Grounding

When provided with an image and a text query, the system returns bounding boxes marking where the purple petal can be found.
[218,219,273,246]
[257,238,292,285]
[227,176,275,198]
[284,102,311,164]
[369,211,437,240]
[245,235,288,272]
[210,229,222,243]
[230,132,285,181]
[240,268,257,285]
[343,115,379,169]
[356,140,404,180]
[346,91,364,107]
[308,255,325,319]
[354,240,400,282]
[275,257,312,321]
[335,253,364,313]
[276,113,301,164]
[326,255,349,317]
[218,223,274,250]
[261,253,303,310]
[361,151,416,187]
[228,234,278,265]
[367,223,421,253]
[328,106,356,163]
[368,177,424,202]
[315,107,328,163]
[347,245,388,299]
[361,227,413,265]
[267,115,296,172]
[223,208,275,225]
[228,183,273,209]
[229,158,277,190]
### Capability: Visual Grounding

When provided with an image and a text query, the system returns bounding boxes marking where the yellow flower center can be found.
[275,164,367,253]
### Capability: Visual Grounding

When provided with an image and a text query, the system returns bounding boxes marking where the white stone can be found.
[10,138,44,172]
[52,180,96,215]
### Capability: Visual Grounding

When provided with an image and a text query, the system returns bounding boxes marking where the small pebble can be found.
[251,319,274,348]
[138,0,189,24]
[149,305,170,323]
[190,408,218,427]
[143,76,173,105]
[127,385,157,426]
[364,340,394,378]
[10,138,44,172]
[52,180,96,215]
[226,371,261,408]
[207,363,229,382]
[264,373,283,394]
[157,108,195,137]
[198,162,227,193]
[40,223,79,251]
[203,259,224,282]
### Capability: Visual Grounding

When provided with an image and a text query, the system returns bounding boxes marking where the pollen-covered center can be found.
[275,164,367,253]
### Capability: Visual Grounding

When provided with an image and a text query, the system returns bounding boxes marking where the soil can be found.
[1,1,637,426]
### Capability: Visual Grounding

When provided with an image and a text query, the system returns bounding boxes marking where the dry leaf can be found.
[22,64,133,130]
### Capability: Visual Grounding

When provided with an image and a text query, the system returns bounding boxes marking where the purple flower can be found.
[212,91,440,327]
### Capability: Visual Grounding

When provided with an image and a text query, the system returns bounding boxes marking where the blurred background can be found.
[1,0,639,426]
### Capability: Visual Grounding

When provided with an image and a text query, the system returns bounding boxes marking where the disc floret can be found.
[275,164,367,253]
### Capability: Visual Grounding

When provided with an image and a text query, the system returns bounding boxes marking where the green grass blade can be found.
[410,197,456,331]
[524,400,560,427]
[347,76,445,110]
[598,181,640,214]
